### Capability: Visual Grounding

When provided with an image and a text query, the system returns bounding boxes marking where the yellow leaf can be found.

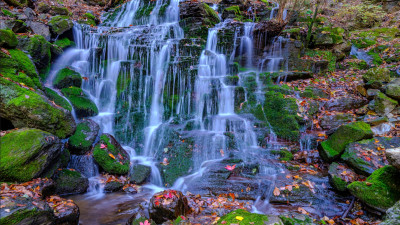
[109,153,116,159]
[235,216,244,221]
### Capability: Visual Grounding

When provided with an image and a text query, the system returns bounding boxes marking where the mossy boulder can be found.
[271,149,293,161]
[381,200,400,225]
[54,169,89,195]
[53,68,82,89]
[279,213,315,225]
[79,13,97,26]
[93,134,130,175]
[54,37,75,49]
[370,92,398,115]
[0,48,41,89]
[216,209,277,225]
[130,164,151,184]
[385,78,400,101]
[0,29,18,48]
[348,166,400,212]
[319,121,373,162]
[17,35,52,76]
[48,16,73,36]
[363,67,391,84]
[342,137,399,175]
[328,162,356,192]
[61,87,99,118]
[104,181,124,192]
[0,77,76,138]
[44,87,72,111]
[0,128,61,182]
[50,6,69,16]
[68,119,100,155]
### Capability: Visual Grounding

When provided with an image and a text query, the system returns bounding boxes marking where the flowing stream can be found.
[43,0,349,223]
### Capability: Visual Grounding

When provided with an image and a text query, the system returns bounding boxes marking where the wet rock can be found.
[61,87,99,118]
[0,28,18,48]
[54,169,89,195]
[44,88,73,112]
[217,209,279,224]
[93,134,130,175]
[53,68,82,89]
[369,92,398,115]
[130,164,151,184]
[24,7,35,20]
[363,67,391,84]
[37,2,51,13]
[104,181,124,192]
[371,122,394,136]
[17,34,52,75]
[68,119,100,155]
[0,128,61,182]
[0,77,76,138]
[341,137,400,176]
[0,19,29,33]
[279,213,315,225]
[48,16,73,37]
[328,162,356,192]
[319,113,355,130]
[348,166,400,212]
[323,97,368,111]
[0,196,54,225]
[385,78,400,101]
[366,89,380,100]
[386,147,400,170]
[50,6,69,16]
[381,200,400,225]
[149,190,189,224]
[26,21,51,41]
[319,121,373,162]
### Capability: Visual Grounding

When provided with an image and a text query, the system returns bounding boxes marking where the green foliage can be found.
[68,122,92,151]
[1,9,16,17]
[271,149,293,161]
[61,87,99,118]
[305,49,336,72]
[54,38,75,49]
[203,3,220,25]
[225,5,245,22]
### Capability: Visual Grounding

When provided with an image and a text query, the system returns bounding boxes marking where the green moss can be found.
[348,166,400,210]
[319,122,373,161]
[161,140,193,186]
[48,16,73,35]
[53,68,82,89]
[69,122,92,151]
[0,128,55,182]
[61,87,99,118]
[0,49,41,89]
[331,175,348,192]
[44,87,72,111]
[54,38,75,49]
[203,3,220,25]
[0,29,18,48]
[279,214,313,225]
[0,77,75,138]
[0,208,53,225]
[271,149,293,161]
[217,209,269,224]
[1,9,16,17]
[283,28,301,33]
[93,135,129,175]
[51,6,69,15]
[224,5,245,22]
[18,35,52,77]
[363,67,391,83]
[305,49,336,72]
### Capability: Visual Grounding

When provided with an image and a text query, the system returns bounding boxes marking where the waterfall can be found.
[240,22,256,68]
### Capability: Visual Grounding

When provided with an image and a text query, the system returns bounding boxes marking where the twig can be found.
[341,196,355,220]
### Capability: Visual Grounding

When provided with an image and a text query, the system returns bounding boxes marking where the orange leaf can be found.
[273,187,280,196]
[109,153,116,160]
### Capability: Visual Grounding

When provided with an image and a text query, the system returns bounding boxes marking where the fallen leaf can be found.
[273,187,280,196]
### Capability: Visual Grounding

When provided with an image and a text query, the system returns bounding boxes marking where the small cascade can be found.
[350,45,373,65]
[270,3,279,20]
[240,22,256,68]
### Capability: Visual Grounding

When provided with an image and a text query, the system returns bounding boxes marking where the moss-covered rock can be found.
[48,16,73,36]
[79,13,97,26]
[17,35,52,77]
[385,78,400,101]
[54,169,89,195]
[328,162,356,192]
[61,87,99,118]
[0,29,18,48]
[0,128,61,182]
[348,166,400,212]
[0,48,41,89]
[54,37,75,49]
[93,134,130,175]
[68,119,100,155]
[216,209,274,225]
[104,181,124,192]
[130,164,151,184]
[363,67,391,84]
[53,68,82,89]
[0,77,76,138]
[318,121,373,162]
[271,149,293,161]
[371,92,398,115]
[44,87,72,111]
[50,6,69,16]
[279,213,315,225]
[342,137,399,176]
